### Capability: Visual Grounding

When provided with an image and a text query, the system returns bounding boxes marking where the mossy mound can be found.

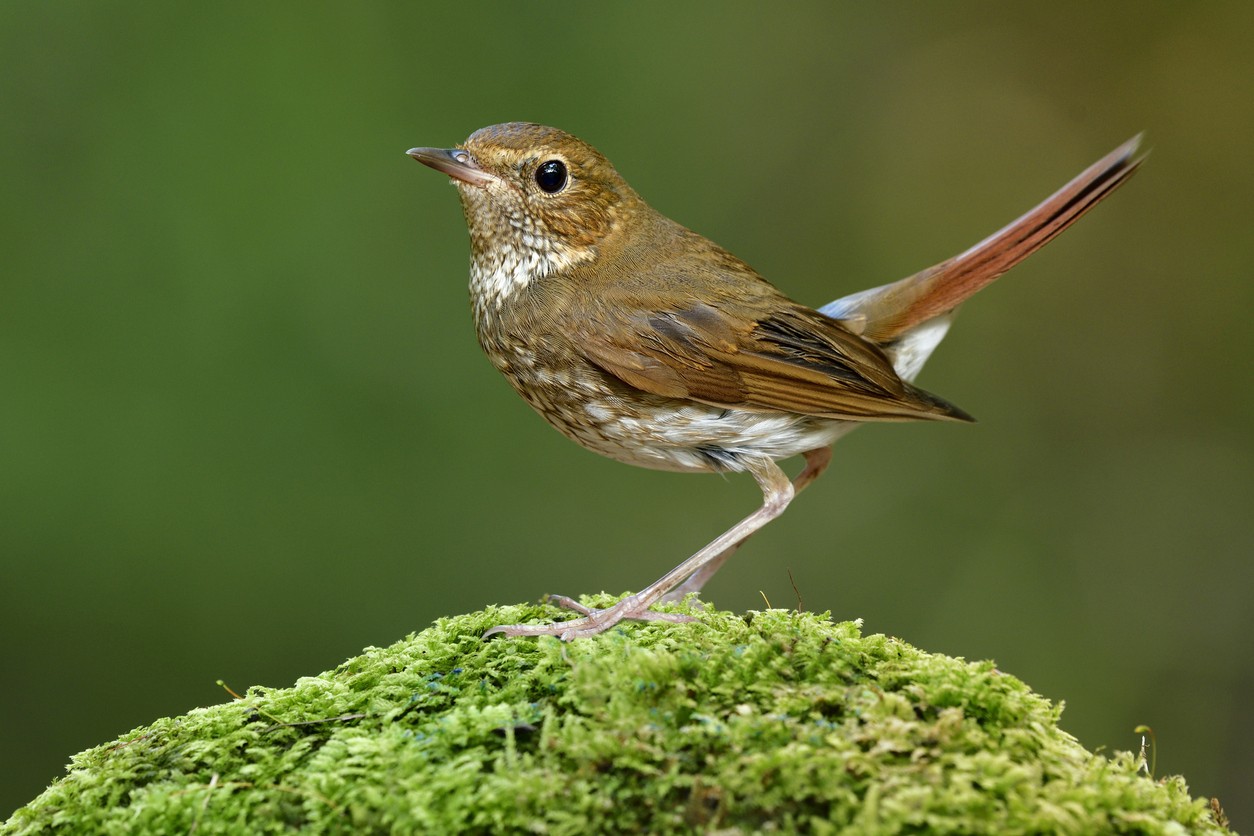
[3,599,1227,834]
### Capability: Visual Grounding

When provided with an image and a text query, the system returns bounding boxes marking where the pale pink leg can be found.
[485,447,831,641]
[657,446,832,602]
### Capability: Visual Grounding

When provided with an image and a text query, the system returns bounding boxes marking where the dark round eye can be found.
[534,160,568,193]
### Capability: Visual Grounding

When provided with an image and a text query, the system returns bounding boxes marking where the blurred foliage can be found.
[2,1,1251,826]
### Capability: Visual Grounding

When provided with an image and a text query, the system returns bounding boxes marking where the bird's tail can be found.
[820,135,1145,381]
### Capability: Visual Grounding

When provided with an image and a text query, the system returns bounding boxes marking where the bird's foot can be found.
[482,593,697,641]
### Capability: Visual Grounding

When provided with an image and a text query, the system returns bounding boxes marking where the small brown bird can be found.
[407,124,1143,640]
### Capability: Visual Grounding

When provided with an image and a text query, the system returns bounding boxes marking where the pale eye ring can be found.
[535,160,568,194]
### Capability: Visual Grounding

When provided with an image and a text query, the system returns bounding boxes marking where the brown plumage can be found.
[407,124,1144,639]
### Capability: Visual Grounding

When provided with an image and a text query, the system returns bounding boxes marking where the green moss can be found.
[3,599,1228,834]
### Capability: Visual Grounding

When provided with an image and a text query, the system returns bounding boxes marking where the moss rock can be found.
[3,599,1228,834]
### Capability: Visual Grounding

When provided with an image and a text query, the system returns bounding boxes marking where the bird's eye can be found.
[534,160,568,194]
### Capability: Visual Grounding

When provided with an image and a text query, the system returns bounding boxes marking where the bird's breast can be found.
[473,308,853,473]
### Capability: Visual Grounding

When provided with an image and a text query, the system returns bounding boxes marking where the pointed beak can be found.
[406,147,497,188]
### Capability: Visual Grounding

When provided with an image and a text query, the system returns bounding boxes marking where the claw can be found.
[543,594,592,615]
[482,595,699,641]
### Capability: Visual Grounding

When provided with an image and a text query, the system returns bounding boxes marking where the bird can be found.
[406,123,1143,640]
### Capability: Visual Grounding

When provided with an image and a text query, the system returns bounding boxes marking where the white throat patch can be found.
[468,206,593,314]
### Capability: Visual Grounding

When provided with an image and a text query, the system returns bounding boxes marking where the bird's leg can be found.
[484,453,802,641]
[658,446,833,602]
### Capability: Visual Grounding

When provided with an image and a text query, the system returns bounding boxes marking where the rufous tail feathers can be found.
[821,135,1145,346]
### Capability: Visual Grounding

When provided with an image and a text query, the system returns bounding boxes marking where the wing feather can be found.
[574,297,971,423]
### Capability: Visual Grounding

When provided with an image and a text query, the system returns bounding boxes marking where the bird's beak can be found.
[406,147,497,188]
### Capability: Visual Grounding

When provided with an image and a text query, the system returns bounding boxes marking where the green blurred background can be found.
[4,1,1252,825]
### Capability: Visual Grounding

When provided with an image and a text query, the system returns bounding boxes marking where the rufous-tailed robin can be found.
[407,124,1143,640]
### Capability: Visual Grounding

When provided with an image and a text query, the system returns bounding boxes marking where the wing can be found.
[574,295,972,423]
